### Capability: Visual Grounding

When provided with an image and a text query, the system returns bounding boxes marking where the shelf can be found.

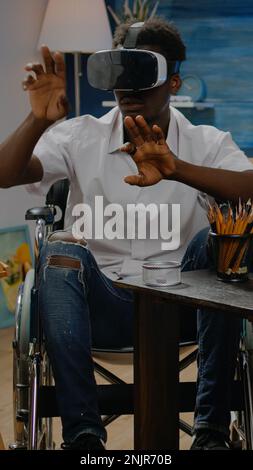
[171,102,214,109]
[102,100,214,109]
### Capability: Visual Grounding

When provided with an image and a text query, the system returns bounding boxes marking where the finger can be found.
[41,45,55,74]
[22,74,36,90]
[124,116,145,147]
[25,63,44,76]
[24,74,36,84]
[120,142,136,155]
[58,94,69,114]
[135,115,153,142]
[152,124,166,145]
[124,173,148,187]
[54,51,65,79]
[124,174,146,186]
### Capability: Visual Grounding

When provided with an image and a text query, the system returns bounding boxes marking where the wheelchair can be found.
[9,180,253,450]
[231,320,253,449]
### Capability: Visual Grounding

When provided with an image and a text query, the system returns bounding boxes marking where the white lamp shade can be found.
[38,0,113,53]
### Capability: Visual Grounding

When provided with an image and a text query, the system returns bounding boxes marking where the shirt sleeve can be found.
[26,120,75,196]
[212,131,253,172]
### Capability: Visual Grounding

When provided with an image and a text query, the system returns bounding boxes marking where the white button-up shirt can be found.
[27,106,253,279]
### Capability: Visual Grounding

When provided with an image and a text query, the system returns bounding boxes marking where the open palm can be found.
[122,115,176,186]
[23,46,67,122]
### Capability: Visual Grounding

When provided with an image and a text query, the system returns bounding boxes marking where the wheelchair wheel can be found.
[231,321,253,450]
[10,269,34,449]
[10,269,55,450]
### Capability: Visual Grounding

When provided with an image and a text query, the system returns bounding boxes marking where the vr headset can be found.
[87,22,181,91]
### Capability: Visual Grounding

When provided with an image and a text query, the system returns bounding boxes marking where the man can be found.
[1,18,253,450]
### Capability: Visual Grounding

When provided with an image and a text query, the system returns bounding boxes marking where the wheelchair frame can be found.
[11,206,137,450]
[11,209,56,450]
[231,322,253,449]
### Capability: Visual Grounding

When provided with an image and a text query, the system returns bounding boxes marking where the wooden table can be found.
[115,270,253,450]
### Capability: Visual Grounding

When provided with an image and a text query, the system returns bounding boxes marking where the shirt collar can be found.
[167,106,179,156]
[108,109,124,154]
[108,106,179,156]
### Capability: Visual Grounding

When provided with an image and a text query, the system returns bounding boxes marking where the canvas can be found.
[0,225,32,329]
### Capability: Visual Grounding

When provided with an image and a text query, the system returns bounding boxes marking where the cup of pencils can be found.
[207,199,253,282]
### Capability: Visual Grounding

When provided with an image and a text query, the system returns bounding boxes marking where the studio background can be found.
[0,0,253,237]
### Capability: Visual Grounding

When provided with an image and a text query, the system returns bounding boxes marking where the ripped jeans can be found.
[38,227,241,443]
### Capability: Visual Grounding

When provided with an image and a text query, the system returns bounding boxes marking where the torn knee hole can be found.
[47,255,81,269]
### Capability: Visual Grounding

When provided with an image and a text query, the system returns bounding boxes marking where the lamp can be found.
[38,0,112,116]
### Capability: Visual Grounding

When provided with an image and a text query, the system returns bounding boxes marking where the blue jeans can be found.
[38,228,241,443]
[182,228,241,437]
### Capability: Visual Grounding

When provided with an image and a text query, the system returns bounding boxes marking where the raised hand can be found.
[23,46,68,122]
[121,115,177,187]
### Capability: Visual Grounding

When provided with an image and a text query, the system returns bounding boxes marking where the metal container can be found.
[209,232,253,282]
[142,261,181,287]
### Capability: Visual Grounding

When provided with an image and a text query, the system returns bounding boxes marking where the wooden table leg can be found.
[134,292,180,450]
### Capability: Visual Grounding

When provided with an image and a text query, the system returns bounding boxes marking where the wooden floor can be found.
[0,327,196,450]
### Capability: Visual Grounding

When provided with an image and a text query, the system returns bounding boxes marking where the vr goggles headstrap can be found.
[122,21,181,75]
[123,22,144,49]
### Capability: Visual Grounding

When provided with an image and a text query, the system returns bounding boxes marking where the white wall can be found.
[0,0,48,236]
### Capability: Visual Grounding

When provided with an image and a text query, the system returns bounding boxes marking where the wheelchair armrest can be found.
[25,206,56,224]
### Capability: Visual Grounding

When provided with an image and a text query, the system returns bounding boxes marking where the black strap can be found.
[123,22,144,49]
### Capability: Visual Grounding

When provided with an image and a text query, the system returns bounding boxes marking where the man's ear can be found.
[169,74,182,95]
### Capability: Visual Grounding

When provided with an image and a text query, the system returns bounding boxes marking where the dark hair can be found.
[113,17,186,62]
